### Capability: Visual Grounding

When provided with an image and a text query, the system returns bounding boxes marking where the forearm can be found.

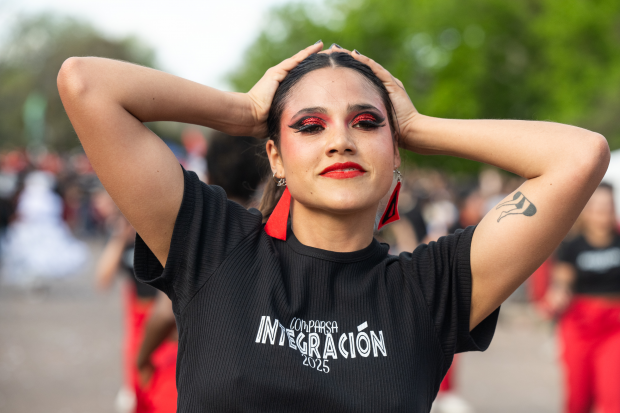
[95,236,125,289]
[136,294,176,368]
[404,115,608,180]
[137,311,176,368]
[58,57,253,136]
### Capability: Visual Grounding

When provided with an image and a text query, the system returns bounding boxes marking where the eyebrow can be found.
[291,107,328,118]
[347,103,383,113]
[290,104,383,119]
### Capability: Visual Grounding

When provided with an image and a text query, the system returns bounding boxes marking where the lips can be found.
[320,162,366,179]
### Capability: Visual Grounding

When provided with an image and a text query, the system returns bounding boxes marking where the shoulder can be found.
[399,226,476,276]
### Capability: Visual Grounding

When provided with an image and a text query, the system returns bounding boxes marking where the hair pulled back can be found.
[258,52,398,221]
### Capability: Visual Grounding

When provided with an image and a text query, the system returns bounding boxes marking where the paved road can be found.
[0,240,563,413]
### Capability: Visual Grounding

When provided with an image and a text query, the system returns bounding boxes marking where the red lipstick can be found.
[320,162,366,179]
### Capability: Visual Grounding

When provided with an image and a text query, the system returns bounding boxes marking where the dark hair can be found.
[258,52,398,220]
[207,132,269,205]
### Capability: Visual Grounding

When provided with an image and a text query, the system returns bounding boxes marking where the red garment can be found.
[123,282,154,390]
[135,341,178,413]
[123,282,178,413]
[559,296,620,413]
[439,362,454,392]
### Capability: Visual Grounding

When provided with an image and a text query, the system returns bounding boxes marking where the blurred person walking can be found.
[58,43,608,412]
[135,132,266,413]
[547,183,620,413]
[94,191,174,413]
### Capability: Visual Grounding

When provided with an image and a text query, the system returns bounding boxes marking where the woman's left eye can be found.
[352,113,384,130]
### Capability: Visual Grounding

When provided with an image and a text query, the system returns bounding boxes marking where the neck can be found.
[583,227,614,248]
[290,200,377,252]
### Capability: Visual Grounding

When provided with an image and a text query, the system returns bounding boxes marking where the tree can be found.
[0,14,157,150]
[227,0,620,173]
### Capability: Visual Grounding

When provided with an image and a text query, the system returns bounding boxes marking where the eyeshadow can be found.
[353,113,377,123]
[300,117,326,127]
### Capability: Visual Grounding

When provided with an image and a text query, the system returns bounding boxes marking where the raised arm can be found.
[407,116,608,328]
[351,51,610,329]
[57,43,322,265]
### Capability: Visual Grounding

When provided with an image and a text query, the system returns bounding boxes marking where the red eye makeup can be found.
[288,111,385,134]
[352,113,377,124]
[351,112,385,129]
[300,117,326,128]
[288,116,328,133]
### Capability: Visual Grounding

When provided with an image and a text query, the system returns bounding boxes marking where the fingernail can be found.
[354,49,361,55]
[314,40,322,45]
[332,43,343,49]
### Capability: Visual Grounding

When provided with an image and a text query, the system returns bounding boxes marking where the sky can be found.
[1,0,295,90]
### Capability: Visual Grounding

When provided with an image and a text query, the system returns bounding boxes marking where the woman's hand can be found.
[349,50,419,149]
[544,284,573,317]
[246,42,324,138]
[137,358,155,388]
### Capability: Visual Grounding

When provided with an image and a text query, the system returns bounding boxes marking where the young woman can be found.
[548,183,620,413]
[57,42,609,412]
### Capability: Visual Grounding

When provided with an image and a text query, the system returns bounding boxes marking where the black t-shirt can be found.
[120,241,158,299]
[134,168,499,413]
[556,234,620,295]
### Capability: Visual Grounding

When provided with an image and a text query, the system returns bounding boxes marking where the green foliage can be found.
[0,14,157,150]
[228,0,620,173]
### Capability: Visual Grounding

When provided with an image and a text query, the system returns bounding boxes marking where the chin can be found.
[319,190,380,214]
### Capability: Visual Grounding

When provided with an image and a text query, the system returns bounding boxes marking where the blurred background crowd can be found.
[2,0,620,412]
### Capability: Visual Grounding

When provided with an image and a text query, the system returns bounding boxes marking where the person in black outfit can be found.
[58,42,608,412]
[547,183,620,413]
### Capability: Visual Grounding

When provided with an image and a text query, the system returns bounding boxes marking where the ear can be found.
[393,141,401,169]
[266,140,284,177]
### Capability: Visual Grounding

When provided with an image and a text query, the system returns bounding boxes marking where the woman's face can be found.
[268,67,399,215]
[582,187,616,233]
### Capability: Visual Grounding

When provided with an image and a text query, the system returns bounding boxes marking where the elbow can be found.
[57,57,90,102]
[585,132,610,179]
[568,132,610,184]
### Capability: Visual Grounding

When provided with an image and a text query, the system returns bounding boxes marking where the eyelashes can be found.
[351,113,385,129]
[289,117,326,133]
[288,112,385,134]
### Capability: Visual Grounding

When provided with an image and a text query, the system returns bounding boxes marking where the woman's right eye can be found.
[295,117,326,134]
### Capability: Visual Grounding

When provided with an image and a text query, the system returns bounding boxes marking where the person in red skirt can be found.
[134,291,179,413]
[547,182,620,413]
[94,201,161,412]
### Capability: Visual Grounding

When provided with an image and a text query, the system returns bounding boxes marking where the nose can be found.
[325,127,357,156]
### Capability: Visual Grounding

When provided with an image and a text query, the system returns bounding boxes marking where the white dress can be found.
[0,171,89,285]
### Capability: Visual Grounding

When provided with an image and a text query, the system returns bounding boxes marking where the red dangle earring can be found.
[264,173,291,241]
[377,169,402,230]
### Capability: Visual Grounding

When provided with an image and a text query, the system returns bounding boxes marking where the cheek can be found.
[360,131,397,171]
[279,132,321,178]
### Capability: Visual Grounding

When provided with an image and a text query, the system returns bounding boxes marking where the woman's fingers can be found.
[351,51,400,88]
[349,49,419,147]
[270,42,324,80]
[318,44,351,55]
[246,41,324,138]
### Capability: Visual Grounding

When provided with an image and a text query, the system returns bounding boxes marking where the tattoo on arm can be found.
[495,191,537,223]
